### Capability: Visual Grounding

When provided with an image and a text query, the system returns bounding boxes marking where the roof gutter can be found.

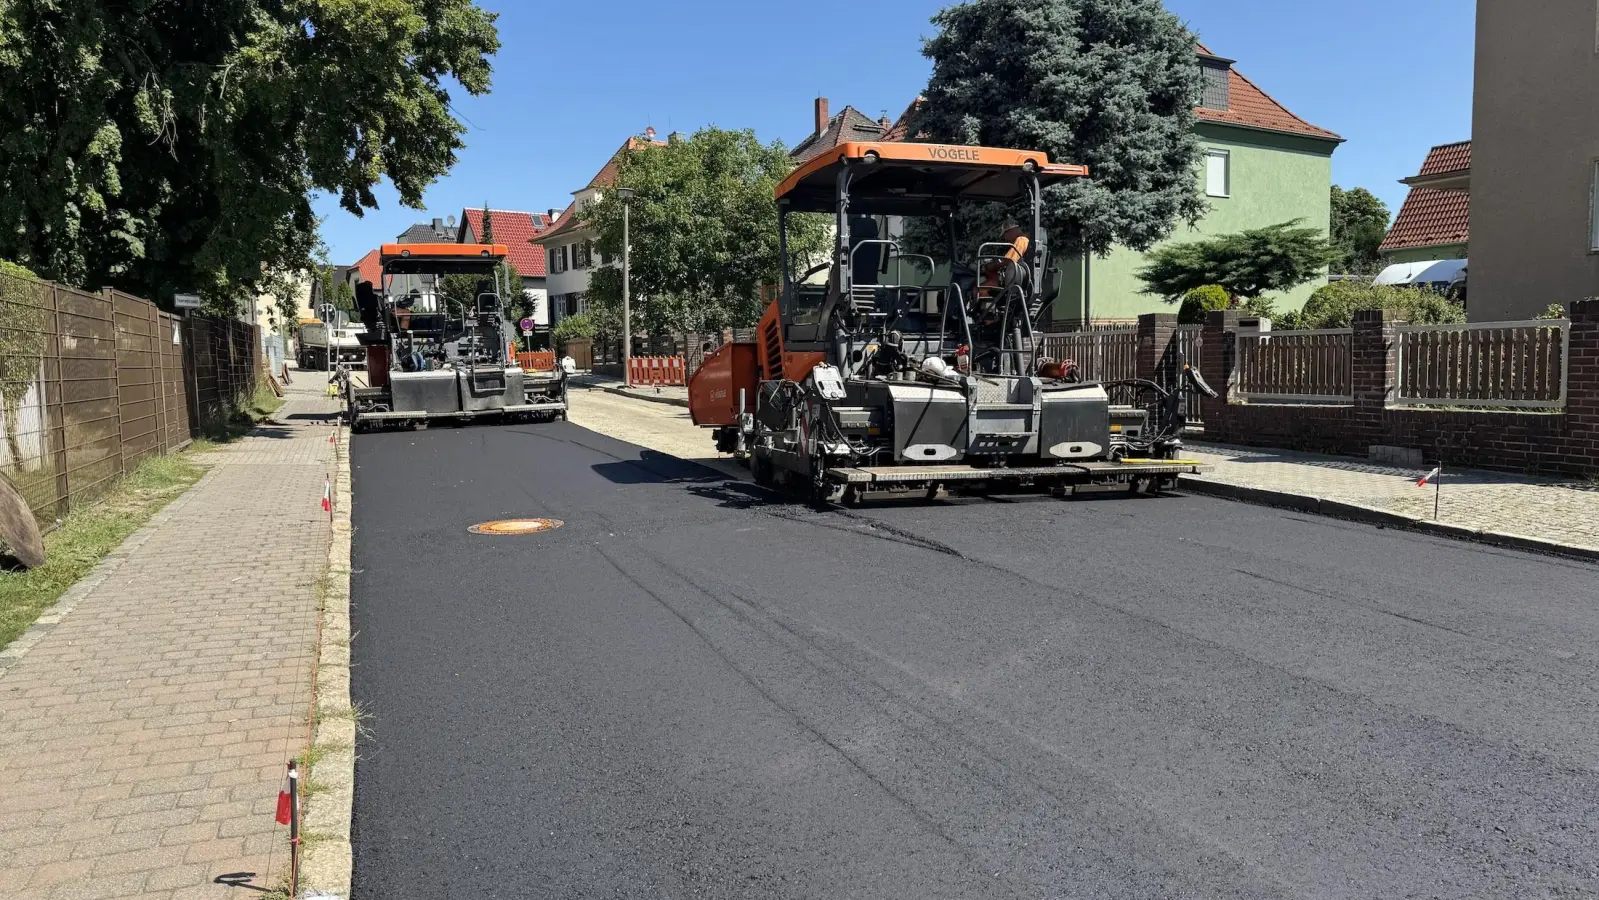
[1196,117,1346,145]
[1400,169,1471,192]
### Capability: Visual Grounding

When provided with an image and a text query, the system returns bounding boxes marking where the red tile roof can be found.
[1379,190,1469,252]
[882,97,923,143]
[534,136,669,246]
[589,137,667,189]
[1417,140,1471,177]
[1193,43,1340,141]
[461,209,551,276]
[530,203,581,244]
[1195,67,1340,140]
[350,249,381,286]
[888,46,1340,146]
[1382,142,1472,252]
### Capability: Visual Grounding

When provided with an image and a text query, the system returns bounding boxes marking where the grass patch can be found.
[200,381,286,443]
[0,451,206,650]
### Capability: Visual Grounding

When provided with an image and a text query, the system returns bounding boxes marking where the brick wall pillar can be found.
[1135,313,1177,384]
[1200,310,1241,433]
[1350,308,1395,423]
[1566,299,1599,455]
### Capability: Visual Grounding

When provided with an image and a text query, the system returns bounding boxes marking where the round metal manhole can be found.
[467,518,564,536]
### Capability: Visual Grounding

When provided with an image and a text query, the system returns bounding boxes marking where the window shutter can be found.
[1205,150,1230,198]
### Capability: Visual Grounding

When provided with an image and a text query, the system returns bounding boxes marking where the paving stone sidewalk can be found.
[1184,442,1599,553]
[567,388,1599,554]
[0,376,339,899]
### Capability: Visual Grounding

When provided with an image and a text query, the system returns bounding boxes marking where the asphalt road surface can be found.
[350,420,1599,900]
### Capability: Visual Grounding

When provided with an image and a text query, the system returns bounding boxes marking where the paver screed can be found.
[0,378,338,900]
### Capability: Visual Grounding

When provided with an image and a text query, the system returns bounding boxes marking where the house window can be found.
[1200,62,1230,110]
[565,293,586,316]
[572,241,592,269]
[1205,149,1230,198]
[1589,160,1599,252]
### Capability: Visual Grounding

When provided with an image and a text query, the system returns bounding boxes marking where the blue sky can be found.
[314,0,1475,263]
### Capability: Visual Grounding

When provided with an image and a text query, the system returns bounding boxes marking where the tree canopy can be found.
[908,0,1205,259]
[1329,186,1391,275]
[580,128,828,334]
[0,0,500,312]
[1137,221,1334,301]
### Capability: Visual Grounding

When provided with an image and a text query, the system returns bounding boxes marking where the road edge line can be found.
[301,420,355,898]
[1179,476,1599,564]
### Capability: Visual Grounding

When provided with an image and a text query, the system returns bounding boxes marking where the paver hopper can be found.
[688,142,1210,504]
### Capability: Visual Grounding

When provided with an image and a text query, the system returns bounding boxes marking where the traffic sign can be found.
[521,328,533,337]
[519,317,534,332]
[173,293,201,310]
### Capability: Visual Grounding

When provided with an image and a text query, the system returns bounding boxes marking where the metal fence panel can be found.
[1396,319,1568,409]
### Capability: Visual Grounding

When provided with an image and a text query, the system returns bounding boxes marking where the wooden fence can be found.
[0,270,257,525]
[1234,328,1354,403]
[1396,319,1568,410]
[1036,330,1138,383]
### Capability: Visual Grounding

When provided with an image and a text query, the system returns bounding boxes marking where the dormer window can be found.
[1198,53,1234,111]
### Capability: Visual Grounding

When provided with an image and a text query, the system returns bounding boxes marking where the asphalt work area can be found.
[349,420,1599,900]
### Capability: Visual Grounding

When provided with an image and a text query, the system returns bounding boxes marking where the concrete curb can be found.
[0,467,219,678]
[1179,476,1599,564]
[600,385,690,409]
[300,420,355,898]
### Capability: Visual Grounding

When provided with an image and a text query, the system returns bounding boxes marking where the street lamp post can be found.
[617,187,634,384]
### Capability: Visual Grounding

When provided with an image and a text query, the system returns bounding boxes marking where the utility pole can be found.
[617,187,635,383]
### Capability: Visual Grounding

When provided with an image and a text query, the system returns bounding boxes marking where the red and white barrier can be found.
[627,356,686,387]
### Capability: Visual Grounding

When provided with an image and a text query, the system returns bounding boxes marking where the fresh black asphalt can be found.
[349,420,1599,899]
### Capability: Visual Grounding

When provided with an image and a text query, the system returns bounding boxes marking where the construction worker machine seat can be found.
[688,141,1212,505]
[344,243,566,431]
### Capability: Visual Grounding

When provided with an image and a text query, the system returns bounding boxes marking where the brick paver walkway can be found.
[0,377,338,899]
[1186,441,1599,552]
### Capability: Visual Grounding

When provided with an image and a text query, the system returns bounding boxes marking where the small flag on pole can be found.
[1416,466,1442,487]
[321,477,332,512]
[275,772,293,825]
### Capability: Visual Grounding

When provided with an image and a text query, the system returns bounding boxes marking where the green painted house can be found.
[1051,48,1343,325]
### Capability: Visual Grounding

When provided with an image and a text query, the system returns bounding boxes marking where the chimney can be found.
[878,115,891,130]
[431,217,444,232]
[814,97,830,136]
[668,131,683,144]
[547,208,561,221]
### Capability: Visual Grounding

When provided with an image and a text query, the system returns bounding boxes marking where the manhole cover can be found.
[467,518,564,535]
